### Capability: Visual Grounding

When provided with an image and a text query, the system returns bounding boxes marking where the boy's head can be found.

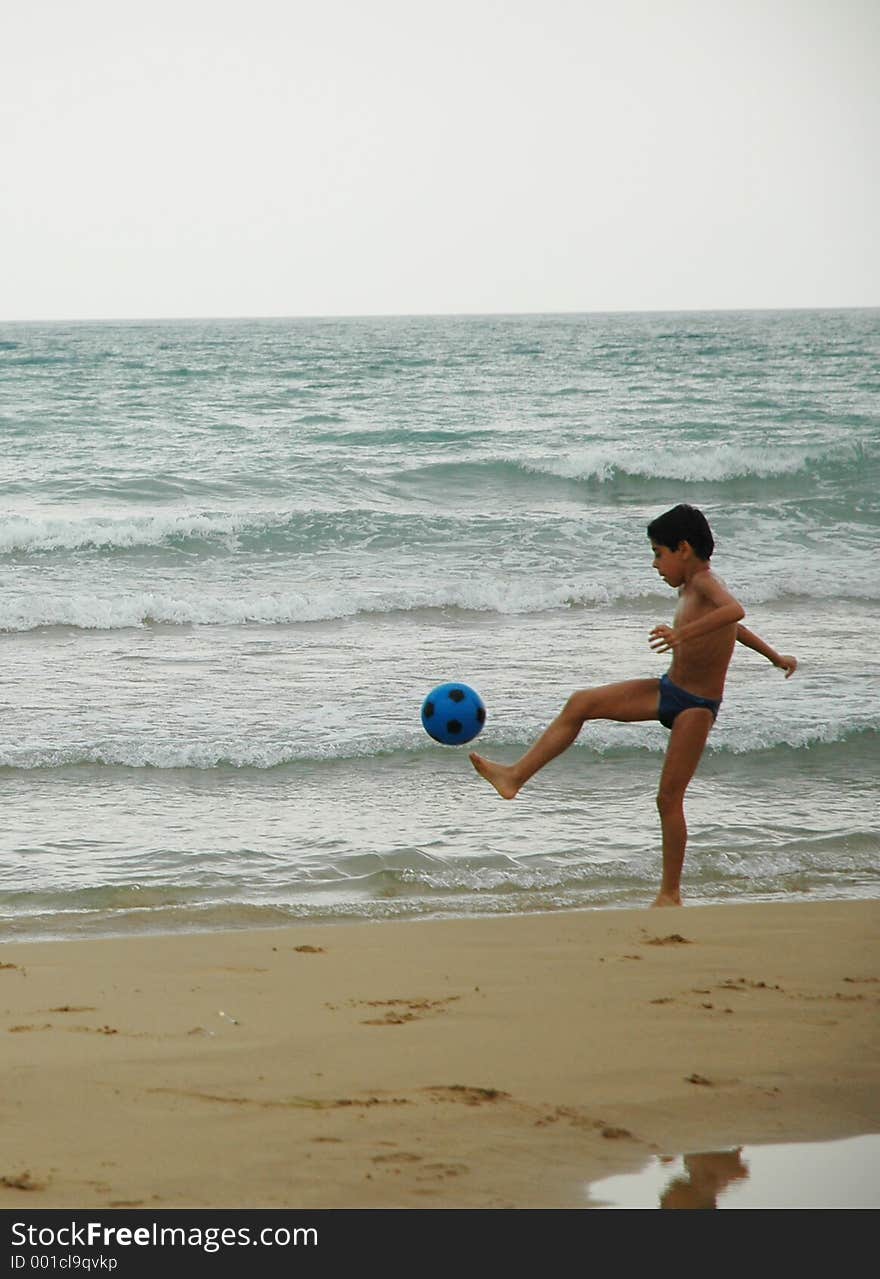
[647,504,715,562]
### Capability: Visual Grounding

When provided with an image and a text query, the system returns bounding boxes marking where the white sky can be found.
[1,0,878,321]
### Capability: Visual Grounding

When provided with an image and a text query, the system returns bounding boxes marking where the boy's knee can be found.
[562,690,593,723]
[656,784,683,815]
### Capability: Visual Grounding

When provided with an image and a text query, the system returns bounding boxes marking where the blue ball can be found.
[421,682,487,746]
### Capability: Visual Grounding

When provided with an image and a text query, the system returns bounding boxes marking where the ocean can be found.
[1,309,878,941]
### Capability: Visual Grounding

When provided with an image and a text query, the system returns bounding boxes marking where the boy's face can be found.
[651,540,688,587]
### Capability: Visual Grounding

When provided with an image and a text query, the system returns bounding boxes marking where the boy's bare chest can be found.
[673,589,709,627]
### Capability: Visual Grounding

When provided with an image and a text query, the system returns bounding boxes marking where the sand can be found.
[1,900,878,1209]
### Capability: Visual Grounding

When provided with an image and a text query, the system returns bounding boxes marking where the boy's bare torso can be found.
[668,573,738,700]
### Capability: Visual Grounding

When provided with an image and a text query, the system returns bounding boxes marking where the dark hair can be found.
[647,504,715,561]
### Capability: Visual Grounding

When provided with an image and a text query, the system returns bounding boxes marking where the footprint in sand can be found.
[415,1163,469,1181]
[331,995,461,1026]
[422,1085,509,1105]
[1,1172,45,1191]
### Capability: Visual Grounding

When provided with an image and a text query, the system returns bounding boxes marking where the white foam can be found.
[0,717,873,771]
[0,510,275,554]
[523,441,836,484]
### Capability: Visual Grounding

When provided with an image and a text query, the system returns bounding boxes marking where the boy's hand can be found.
[775,654,798,678]
[649,625,678,653]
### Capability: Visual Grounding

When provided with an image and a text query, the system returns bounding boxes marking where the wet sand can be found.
[2,900,878,1208]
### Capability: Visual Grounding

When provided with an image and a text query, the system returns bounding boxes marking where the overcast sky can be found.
[2,0,877,321]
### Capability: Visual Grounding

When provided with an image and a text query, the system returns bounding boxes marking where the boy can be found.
[469,504,797,907]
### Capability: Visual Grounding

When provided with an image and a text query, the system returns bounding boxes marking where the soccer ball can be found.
[420,682,487,746]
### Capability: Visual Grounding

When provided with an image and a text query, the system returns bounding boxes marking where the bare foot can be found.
[468,753,520,800]
[651,891,683,907]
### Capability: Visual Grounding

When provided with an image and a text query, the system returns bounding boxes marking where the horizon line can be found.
[2,303,879,326]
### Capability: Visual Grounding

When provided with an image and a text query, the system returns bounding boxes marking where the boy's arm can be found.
[649,572,745,653]
[736,624,798,677]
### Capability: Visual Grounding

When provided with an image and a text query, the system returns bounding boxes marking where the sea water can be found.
[1,309,877,940]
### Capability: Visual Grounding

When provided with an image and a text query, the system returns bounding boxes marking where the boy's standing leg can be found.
[653,708,714,906]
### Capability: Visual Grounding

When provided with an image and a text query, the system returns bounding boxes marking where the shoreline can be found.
[8,885,879,949]
[3,898,878,1208]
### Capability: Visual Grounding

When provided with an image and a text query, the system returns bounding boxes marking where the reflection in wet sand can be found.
[659,1148,749,1209]
[586,1134,880,1209]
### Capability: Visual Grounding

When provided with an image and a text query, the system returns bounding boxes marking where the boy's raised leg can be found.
[469,678,660,799]
[653,709,714,906]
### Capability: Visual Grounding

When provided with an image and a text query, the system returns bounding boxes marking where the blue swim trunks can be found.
[658,673,722,730]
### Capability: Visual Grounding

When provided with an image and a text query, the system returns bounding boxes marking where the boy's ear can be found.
[678,540,694,558]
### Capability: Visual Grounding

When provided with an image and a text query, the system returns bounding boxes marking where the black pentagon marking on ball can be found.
[424,700,435,718]
[447,719,463,734]
[449,688,465,702]
[476,706,486,723]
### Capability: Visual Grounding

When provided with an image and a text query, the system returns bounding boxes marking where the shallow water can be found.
[585,1133,880,1209]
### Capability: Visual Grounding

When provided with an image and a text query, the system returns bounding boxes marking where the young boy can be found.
[469,504,797,907]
